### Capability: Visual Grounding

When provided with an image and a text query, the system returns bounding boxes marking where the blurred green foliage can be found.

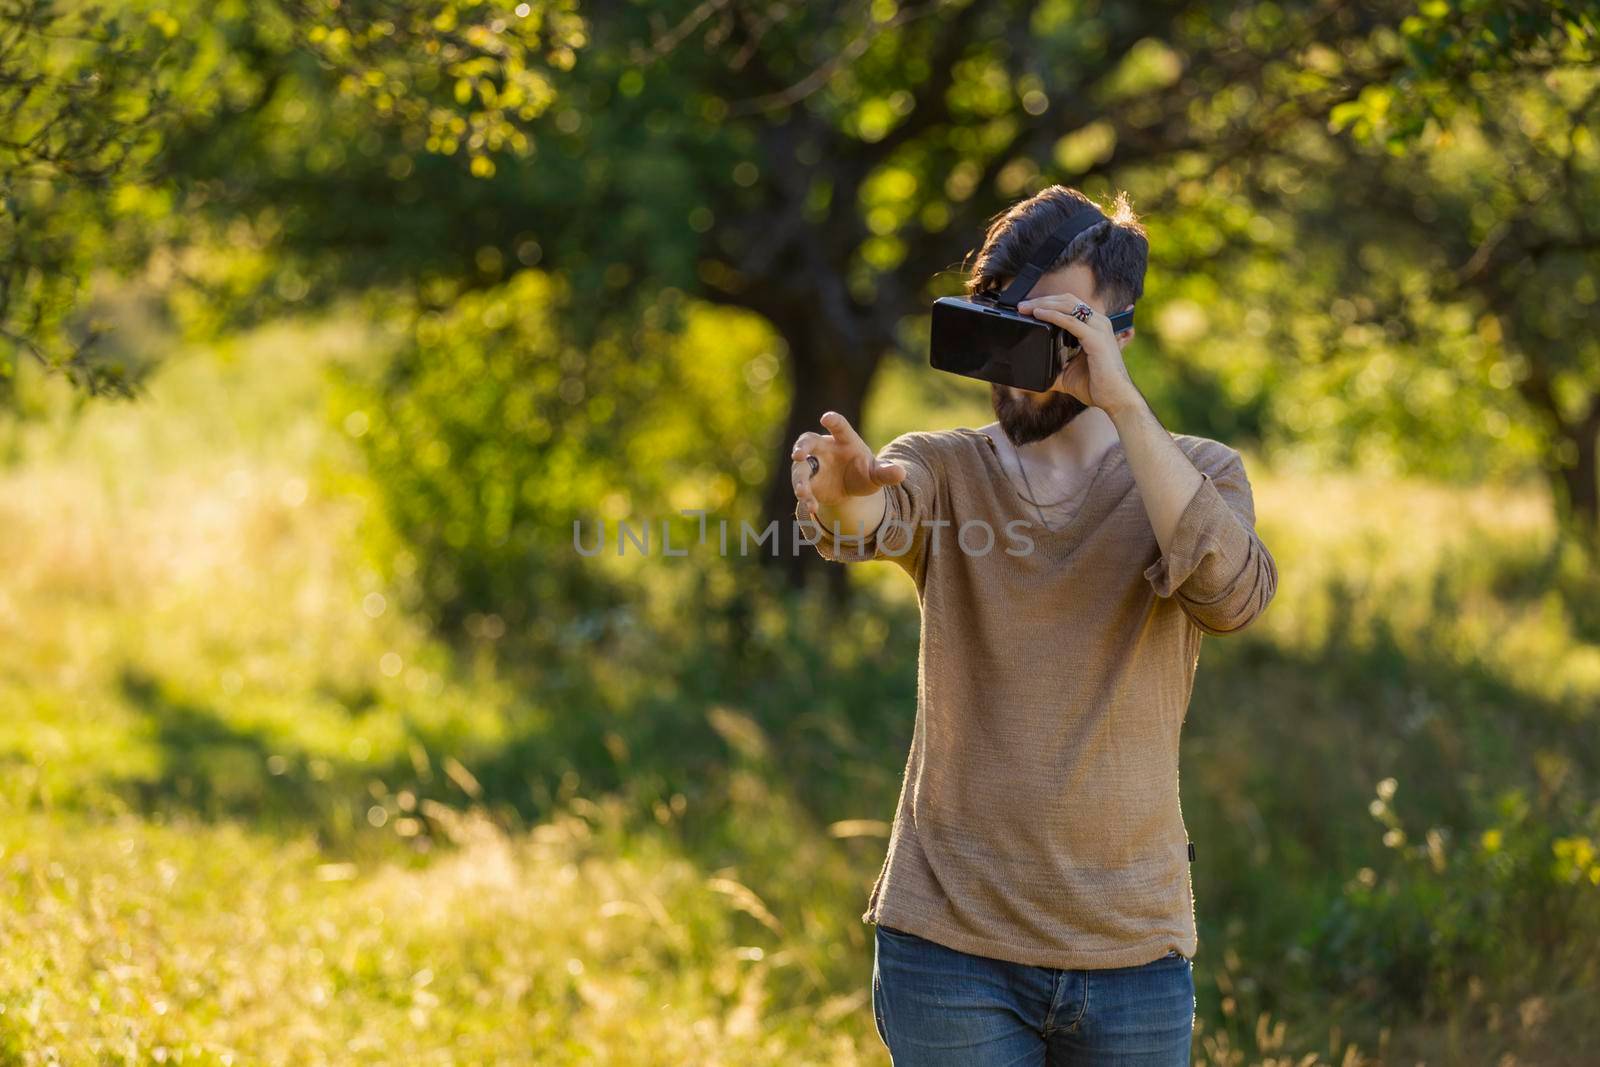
[0,0,582,393]
[333,270,788,633]
[7,0,1598,554]
[0,0,178,397]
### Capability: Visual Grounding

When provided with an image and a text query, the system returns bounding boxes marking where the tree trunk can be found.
[1557,407,1600,548]
[760,319,883,593]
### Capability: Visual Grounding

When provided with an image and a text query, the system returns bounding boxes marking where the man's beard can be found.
[990,384,1087,446]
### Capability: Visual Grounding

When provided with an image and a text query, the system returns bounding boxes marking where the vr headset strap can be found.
[994,206,1106,309]
[994,205,1136,333]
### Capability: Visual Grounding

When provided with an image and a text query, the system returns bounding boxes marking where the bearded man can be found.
[791,185,1278,1066]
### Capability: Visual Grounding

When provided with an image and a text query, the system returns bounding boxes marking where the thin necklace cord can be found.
[1011,438,1111,534]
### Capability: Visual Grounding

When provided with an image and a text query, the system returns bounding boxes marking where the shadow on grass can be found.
[115,668,331,825]
[101,555,1597,865]
[69,548,1600,1058]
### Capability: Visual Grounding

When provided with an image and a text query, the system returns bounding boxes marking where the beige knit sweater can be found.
[798,426,1277,969]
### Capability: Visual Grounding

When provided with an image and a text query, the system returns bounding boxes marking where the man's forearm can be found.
[1106,392,1204,556]
[813,486,889,542]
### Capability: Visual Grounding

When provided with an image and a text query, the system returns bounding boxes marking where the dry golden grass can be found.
[2,314,1596,1064]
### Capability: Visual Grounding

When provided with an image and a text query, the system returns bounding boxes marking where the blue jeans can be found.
[871,923,1195,1066]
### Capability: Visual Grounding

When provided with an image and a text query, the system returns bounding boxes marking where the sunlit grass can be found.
[0,802,885,1065]
[0,310,1596,1064]
[0,317,510,817]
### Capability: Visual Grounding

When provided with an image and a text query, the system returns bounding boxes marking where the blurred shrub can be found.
[332,270,787,639]
[1313,778,1600,1016]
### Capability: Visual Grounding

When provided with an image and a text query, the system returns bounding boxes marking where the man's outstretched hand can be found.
[790,411,906,522]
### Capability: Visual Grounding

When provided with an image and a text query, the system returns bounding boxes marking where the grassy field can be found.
[2,310,1597,1065]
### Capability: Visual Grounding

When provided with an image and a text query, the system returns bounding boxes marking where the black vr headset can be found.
[929,205,1135,392]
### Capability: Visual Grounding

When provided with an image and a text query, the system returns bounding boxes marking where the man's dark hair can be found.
[966,186,1149,313]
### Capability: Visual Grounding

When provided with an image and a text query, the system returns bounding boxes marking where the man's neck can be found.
[985,406,1121,478]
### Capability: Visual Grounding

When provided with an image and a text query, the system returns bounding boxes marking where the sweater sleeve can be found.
[1142,448,1277,636]
[796,432,942,582]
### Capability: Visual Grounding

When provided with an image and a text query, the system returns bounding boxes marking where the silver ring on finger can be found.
[807,455,820,476]
[1070,302,1093,323]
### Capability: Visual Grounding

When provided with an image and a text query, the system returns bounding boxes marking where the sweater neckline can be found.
[955,427,1123,537]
